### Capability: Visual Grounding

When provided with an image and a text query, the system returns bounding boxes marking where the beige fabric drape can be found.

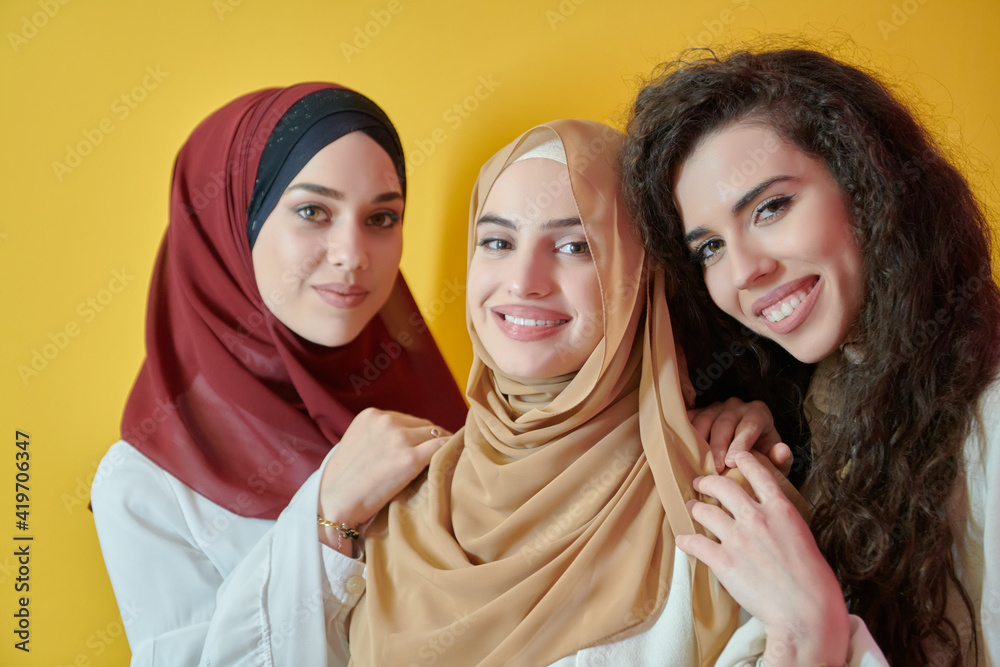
[349,120,741,666]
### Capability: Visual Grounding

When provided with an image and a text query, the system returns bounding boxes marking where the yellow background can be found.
[1,0,997,664]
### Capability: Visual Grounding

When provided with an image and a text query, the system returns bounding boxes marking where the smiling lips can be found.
[751,276,821,335]
[491,306,570,341]
[313,282,368,309]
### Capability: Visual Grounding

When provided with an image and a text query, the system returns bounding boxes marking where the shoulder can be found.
[91,440,174,504]
[967,375,1000,469]
[91,441,274,570]
[90,440,222,536]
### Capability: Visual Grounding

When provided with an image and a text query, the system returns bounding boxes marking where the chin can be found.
[302,323,367,348]
[787,341,839,365]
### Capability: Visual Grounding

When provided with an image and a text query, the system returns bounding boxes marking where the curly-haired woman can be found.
[622,48,1000,665]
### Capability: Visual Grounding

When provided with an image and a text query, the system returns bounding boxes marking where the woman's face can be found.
[674,121,864,364]
[252,131,403,347]
[468,158,603,378]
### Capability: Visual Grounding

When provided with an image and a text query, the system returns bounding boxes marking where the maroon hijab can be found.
[122,83,466,519]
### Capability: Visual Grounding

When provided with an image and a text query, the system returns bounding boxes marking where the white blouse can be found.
[92,440,890,666]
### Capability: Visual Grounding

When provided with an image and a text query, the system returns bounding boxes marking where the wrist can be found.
[762,610,849,667]
[316,513,362,556]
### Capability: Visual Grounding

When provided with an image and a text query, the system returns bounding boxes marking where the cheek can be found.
[578,275,604,327]
[278,234,325,283]
[251,243,284,293]
[376,238,403,286]
[465,260,492,309]
[703,270,739,317]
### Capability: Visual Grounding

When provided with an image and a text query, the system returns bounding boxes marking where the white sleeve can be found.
[91,441,363,666]
[198,458,366,667]
[970,380,1000,665]
[713,614,888,666]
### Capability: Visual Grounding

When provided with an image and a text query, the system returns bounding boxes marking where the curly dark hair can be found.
[621,48,1000,664]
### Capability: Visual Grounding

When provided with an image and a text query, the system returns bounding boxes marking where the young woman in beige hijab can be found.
[321,119,885,666]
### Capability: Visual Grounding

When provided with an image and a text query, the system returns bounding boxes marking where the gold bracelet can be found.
[316,515,361,540]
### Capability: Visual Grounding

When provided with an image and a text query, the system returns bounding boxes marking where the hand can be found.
[687,398,791,474]
[675,452,849,666]
[317,408,452,553]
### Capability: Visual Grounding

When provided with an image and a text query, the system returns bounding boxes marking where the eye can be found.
[295,205,329,224]
[557,240,591,256]
[753,195,794,225]
[690,237,725,267]
[477,237,512,252]
[367,211,401,229]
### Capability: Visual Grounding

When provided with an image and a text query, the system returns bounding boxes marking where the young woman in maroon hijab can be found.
[90,83,467,665]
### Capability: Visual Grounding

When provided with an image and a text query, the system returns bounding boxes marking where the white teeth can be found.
[763,290,808,323]
[504,314,565,327]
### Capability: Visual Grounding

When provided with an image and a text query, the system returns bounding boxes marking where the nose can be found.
[728,237,776,290]
[325,221,368,272]
[507,247,553,299]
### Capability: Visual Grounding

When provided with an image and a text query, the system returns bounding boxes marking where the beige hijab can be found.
[349,120,739,666]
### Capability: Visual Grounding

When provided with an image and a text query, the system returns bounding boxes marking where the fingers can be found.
[690,398,783,473]
[767,442,792,475]
[688,403,728,472]
[722,400,777,467]
[692,474,757,521]
[410,433,448,466]
[723,420,759,468]
[687,403,723,441]
[733,453,784,504]
[675,533,730,572]
[358,407,435,429]
[685,497,736,541]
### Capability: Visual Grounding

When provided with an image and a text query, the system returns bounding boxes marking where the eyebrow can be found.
[476,214,582,230]
[284,183,403,204]
[731,175,795,215]
[682,175,796,246]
